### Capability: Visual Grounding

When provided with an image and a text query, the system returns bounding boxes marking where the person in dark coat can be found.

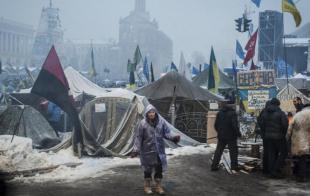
[259,98,288,178]
[131,105,180,195]
[211,102,240,172]
[257,100,271,174]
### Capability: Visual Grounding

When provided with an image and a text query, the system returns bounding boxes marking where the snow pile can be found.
[1,135,213,183]
[0,135,55,172]
[166,144,214,157]
[13,152,139,183]
[293,73,308,79]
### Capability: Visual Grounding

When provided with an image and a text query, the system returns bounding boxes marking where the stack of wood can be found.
[218,151,261,174]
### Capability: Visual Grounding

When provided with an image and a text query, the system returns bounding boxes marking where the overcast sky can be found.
[1,0,310,67]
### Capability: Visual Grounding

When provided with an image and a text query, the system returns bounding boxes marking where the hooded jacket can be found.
[287,107,310,156]
[259,105,288,140]
[214,105,240,141]
[132,105,175,172]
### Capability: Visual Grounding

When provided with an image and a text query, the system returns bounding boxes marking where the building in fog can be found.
[118,0,173,79]
[1,0,173,80]
[258,10,284,71]
[284,37,310,73]
[0,17,34,66]
[31,0,64,66]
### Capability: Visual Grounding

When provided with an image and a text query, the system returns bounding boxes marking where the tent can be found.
[192,67,234,90]
[10,66,108,106]
[135,71,224,142]
[0,105,61,149]
[275,77,308,90]
[277,83,310,113]
[78,89,200,156]
[64,66,108,98]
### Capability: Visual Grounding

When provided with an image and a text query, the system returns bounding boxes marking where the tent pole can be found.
[171,86,177,126]
[11,106,25,143]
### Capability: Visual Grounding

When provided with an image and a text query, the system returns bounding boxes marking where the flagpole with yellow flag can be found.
[207,46,220,94]
[281,0,302,94]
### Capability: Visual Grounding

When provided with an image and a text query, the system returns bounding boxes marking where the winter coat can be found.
[259,105,288,140]
[214,105,240,141]
[133,105,175,172]
[287,107,310,156]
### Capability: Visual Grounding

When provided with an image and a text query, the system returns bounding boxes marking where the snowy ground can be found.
[2,135,310,196]
[0,135,213,183]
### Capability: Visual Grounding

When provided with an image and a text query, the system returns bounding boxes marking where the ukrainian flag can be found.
[282,0,302,27]
[208,47,220,93]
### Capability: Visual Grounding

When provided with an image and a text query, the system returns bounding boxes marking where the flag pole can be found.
[282,6,290,94]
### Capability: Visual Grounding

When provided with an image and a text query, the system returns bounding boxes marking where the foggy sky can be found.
[1,0,310,68]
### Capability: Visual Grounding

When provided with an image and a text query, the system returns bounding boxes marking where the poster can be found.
[95,103,106,113]
[247,90,269,110]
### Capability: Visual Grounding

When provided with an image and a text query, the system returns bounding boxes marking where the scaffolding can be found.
[258,11,284,72]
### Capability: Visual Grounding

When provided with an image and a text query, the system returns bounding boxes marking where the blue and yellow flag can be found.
[208,47,220,93]
[282,0,302,27]
[88,45,97,77]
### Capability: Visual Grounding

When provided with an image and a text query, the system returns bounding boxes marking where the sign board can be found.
[95,103,106,113]
[248,90,269,109]
[209,102,219,110]
[237,70,275,87]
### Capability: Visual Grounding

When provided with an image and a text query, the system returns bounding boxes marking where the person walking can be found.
[259,98,288,178]
[131,105,180,195]
[211,101,240,172]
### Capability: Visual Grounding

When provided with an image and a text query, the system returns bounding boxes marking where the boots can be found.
[144,178,153,194]
[155,178,165,195]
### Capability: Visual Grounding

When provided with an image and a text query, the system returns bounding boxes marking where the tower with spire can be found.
[118,0,173,79]
[31,0,64,66]
[135,0,146,13]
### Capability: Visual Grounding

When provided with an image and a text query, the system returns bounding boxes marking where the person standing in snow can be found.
[257,100,271,174]
[211,101,240,172]
[131,105,180,195]
[259,98,288,178]
[287,104,310,182]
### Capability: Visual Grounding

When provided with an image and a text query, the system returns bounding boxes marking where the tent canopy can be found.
[13,66,108,102]
[192,67,234,90]
[277,83,310,113]
[64,66,108,98]
[135,71,223,142]
[0,105,60,149]
[78,92,200,156]
[135,71,224,101]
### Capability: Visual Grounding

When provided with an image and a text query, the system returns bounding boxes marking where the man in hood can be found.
[211,101,240,172]
[259,98,288,178]
[132,104,180,195]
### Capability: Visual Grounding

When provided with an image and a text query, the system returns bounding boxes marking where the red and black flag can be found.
[31,46,83,155]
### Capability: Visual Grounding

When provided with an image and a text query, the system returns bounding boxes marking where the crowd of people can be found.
[257,97,310,182]
[210,97,309,182]
[131,98,309,194]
